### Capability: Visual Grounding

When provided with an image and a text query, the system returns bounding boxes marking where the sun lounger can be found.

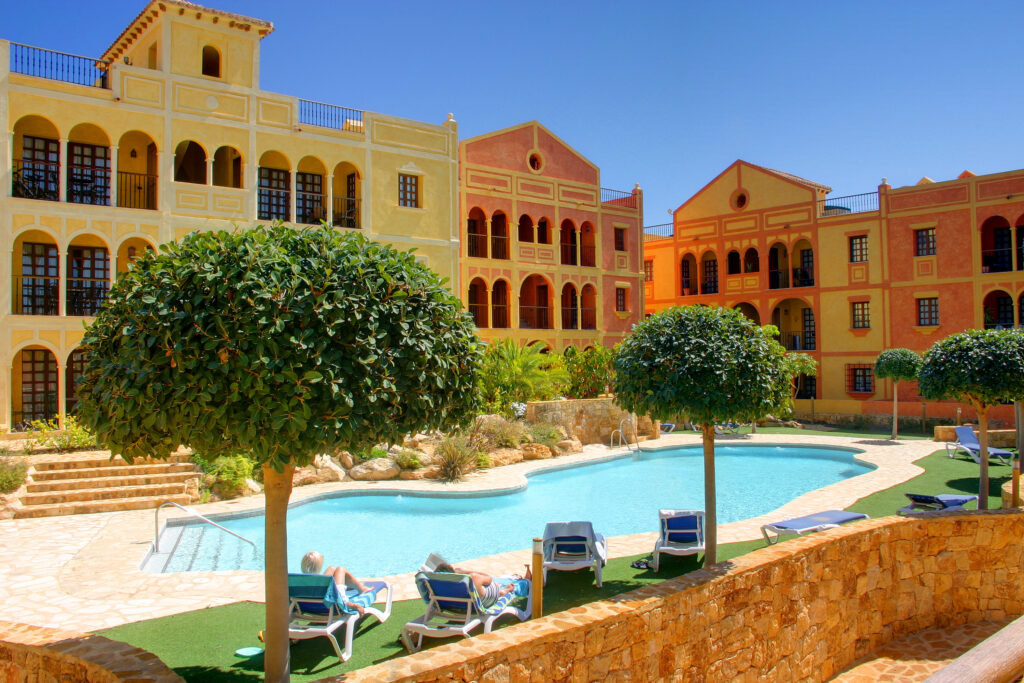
[761,510,869,545]
[660,422,677,433]
[899,493,978,514]
[946,426,1013,465]
[287,573,392,662]
[653,509,705,571]
[400,571,531,653]
[542,521,608,587]
[715,421,741,434]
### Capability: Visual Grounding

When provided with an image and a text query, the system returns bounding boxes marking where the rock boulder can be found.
[521,443,555,460]
[489,448,525,467]
[348,457,401,481]
[399,465,442,480]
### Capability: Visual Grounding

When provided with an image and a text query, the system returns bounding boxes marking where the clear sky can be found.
[4,1,1022,226]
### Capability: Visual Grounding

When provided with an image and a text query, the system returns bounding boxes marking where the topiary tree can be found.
[75,224,481,682]
[874,348,923,440]
[918,329,1024,510]
[613,305,790,563]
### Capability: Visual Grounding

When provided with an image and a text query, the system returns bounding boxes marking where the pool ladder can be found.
[153,500,256,553]
[610,417,639,451]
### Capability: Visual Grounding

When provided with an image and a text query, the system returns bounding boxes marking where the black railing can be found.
[560,243,577,266]
[117,171,157,210]
[982,248,1014,273]
[468,302,488,328]
[780,329,816,351]
[491,304,509,329]
[296,191,326,225]
[519,305,551,329]
[13,277,59,315]
[298,99,365,133]
[643,223,673,242]
[66,279,109,316]
[581,307,597,330]
[258,189,290,221]
[817,192,879,216]
[467,233,488,258]
[702,278,718,295]
[67,164,111,205]
[562,307,578,330]
[601,187,637,209]
[491,235,510,260]
[332,196,360,228]
[12,159,60,201]
[768,270,789,289]
[11,43,109,88]
[580,245,596,267]
[792,267,814,287]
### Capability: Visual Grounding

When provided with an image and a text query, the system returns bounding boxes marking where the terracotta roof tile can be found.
[747,162,832,193]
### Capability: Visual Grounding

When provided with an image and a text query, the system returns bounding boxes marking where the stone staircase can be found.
[15,452,200,518]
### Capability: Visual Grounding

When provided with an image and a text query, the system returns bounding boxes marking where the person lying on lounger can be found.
[434,562,531,608]
[301,550,370,614]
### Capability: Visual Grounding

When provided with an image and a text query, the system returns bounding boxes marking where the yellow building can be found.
[1,1,459,431]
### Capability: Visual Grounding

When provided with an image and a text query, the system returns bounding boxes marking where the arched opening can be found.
[467,207,488,258]
[518,214,534,243]
[792,239,814,287]
[67,233,110,316]
[560,219,578,266]
[13,228,59,315]
[67,123,111,205]
[174,140,207,184]
[581,284,597,329]
[727,250,741,275]
[983,290,1014,329]
[258,150,290,221]
[700,251,718,294]
[561,283,579,330]
[116,237,156,276]
[580,222,597,267]
[117,130,158,209]
[12,346,58,428]
[468,278,489,328]
[519,275,552,329]
[1019,292,1024,329]
[12,115,60,201]
[1017,214,1024,272]
[771,298,815,350]
[794,374,817,399]
[212,146,243,189]
[66,348,87,416]
[680,254,698,296]
[981,216,1013,273]
[201,45,221,77]
[537,217,552,245]
[491,280,510,328]
[491,211,509,260]
[295,156,326,224]
[734,302,760,325]
[332,162,361,228]
[768,242,790,289]
[744,248,760,273]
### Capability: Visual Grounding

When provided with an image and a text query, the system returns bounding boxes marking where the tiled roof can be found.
[747,163,832,193]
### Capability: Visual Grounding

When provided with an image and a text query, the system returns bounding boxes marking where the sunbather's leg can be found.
[326,565,368,593]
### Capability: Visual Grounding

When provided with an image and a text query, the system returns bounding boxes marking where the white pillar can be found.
[327,173,335,226]
[109,145,118,207]
[58,138,68,202]
[289,169,296,223]
[206,157,214,186]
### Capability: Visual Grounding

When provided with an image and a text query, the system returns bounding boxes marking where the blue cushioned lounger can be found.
[761,510,868,545]
[946,426,1013,466]
[899,493,978,514]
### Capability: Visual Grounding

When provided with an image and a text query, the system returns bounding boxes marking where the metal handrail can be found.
[610,417,639,451]
[153,500,255,553]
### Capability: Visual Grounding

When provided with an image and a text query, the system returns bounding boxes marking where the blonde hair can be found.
[300,551,323,574]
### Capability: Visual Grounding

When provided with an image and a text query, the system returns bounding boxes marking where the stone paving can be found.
[0,431,941,633]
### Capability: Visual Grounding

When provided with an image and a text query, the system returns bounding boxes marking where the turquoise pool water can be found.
[157,444,871,576]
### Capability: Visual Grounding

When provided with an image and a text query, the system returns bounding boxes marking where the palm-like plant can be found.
[478,339,568,414]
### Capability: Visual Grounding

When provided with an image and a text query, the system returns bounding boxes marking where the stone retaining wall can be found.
[339,511,1024,682]
[0,621,182,683]
[526,398,658,445]
[933,425,1017,448]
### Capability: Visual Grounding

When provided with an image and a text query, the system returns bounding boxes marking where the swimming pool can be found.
[151,444,871,576]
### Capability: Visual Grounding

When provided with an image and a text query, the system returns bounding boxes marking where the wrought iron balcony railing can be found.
[117,171,158,210]
[519,305,552,330]
[298,99,365,133]
[817,192,879,217]
[12,159,60,201]
[601,187,637,209]
[11,43,109,88]
[332,196,360,228]
[13,276,59,315]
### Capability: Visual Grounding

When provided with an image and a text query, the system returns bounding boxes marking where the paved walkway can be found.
[0,432,940,632]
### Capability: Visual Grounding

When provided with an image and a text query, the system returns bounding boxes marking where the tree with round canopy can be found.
[918,329,1024,510]
[613,305,791,564]
[874,348,923,440]
[74,224,482,682]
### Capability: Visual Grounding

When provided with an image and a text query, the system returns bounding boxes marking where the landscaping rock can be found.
[348,457,401,481]
[184,476,201,503]
[313,454,345,482]
[337,451,356,469]
[399,465,442,480]
[291,466,319,487]
[557,439,583,454]
[521,443,555,460]
[402,435,420,449]
[244,478,263,494]
[489,448,525,467]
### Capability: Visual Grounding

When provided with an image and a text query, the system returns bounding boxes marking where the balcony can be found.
[467,234,488,258]
[66,279,109,316]
[298,99,365,134]
[581,307,597,330]
[13,276,59,316]
[601,187,638,209]
[296,190,326,225]
[332,196,360,229]
[491,235,510,260]
[492,304,509,329]
[67,164,111,205]
[12,160,59,201]
[780,329,816,351]
[562,307,578,330]
[768,270,789,290]
[982,248,1013,274]
[792,267,814,287]
[702,278,719,295]
[817,192,879,217]
[519,305,552,330]
[10,43,109,89]
[117,171,158,210]
[580,245,596,267]
[560,244,578,266]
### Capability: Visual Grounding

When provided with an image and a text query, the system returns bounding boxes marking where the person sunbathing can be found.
[301,550,369,615]
[434,562,530,607]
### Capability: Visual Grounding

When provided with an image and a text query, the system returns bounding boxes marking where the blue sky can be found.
[4,1,1022,225]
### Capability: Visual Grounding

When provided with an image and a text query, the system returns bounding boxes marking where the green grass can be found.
[99,447,1004,681]
[732,424,931,440]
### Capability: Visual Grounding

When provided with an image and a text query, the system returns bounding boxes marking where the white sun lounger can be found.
[761,510,868,545]
[542,521,608,587]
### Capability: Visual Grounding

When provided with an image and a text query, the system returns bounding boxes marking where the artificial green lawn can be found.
[99,444,1010,681]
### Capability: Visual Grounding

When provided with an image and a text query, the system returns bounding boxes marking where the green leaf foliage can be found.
[563,344,614,398]
[874,348,922,382]
[918,329,1024,406]
[613,305,791,425]
[75,224,482,469]
[477,339,567,414]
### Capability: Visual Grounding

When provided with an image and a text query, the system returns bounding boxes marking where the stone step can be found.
[31,453,193,471]
[13,493,192,519]
[19,482,189,506]
[25,471,199,493]
[29,462,198,481]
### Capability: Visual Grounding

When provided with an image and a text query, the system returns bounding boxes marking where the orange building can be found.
[644,161,1024,426]
[459,122,644,351]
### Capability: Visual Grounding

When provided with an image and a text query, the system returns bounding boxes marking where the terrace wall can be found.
[526,397,659,445]
[341,510,1024,682]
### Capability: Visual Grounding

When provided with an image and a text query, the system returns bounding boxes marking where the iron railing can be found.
[13,276,59,315]
[601,187,637,209]
[768,270,789,290]
[491,304,509,329]
[332,196,360,228]
[468,302,488,328]
[519,305,552,330]
[561,307,578,330]
[643,223,673,242]
[580,245,596,267]
[792,267,814,287]
[702,278,719,295]
[780,329,816,351]
[258,188,290,221]
[467,233,488,258]
[295,191,326,225]
[491,235,510,260]
[66,279,109,316]
[10,43,109,88]
[67,164,111,205]
[117,171,158,210]
[12,159,60,201]
[581,307,597,330]
[297,99,365,133]
[817,192,879,216]
[560,243,577,266]
[982,248,1014,273]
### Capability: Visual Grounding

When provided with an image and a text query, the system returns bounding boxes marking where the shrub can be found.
[393,449,422,470]
[563,345,614,398]
[435,436,478,482]
[528,422,563,450]
[478,339,568,415]
[23,415,96,453]
[0,457,27,493]
[476,452,491,468]
[193,452,255,499]
[475,418,527,450]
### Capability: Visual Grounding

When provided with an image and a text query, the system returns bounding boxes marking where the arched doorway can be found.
[561,283,579,329]
[983,290,1014,328]
[560,220,577,266]
[768,242,789,289]
[680,254,698,296]
[734,302,760,325]
[467,207,487,258]
[771,298,815,350]
[491,211,509,260]
[580,222,596,267]
[467,278,488,327]
[700,251,718,294]
[792,239,814,287]
[520,275,552,329]
[117,130,159,209]
[981,216,1012,273]
[491,280,510,328]
[581,285,597,329]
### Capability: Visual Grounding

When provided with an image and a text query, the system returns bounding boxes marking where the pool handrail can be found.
[610,417,639,451]
[153,500,256,553]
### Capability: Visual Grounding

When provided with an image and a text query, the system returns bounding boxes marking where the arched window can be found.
[743,248,760,273]
[202,46,221,77]
[727,250,741,275]
[173,140,206,184]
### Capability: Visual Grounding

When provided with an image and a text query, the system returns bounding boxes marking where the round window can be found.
[528,153,543,171]
[730,189,750,211]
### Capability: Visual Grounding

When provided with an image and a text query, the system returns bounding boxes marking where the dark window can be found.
[16,242,59,315]
[917,297,939,326]
[727,251,741,275]
[398,174,419,208]
[295,172,324,224]
[851,301,870,329]
[849,235,868,263]
[644,260,653,282]
[614,227,627,252]
[537,219,550,244]
[680,258,691,294]
[15,135,60,201]
[616,287,627,312]
[846,364,874,394]
[258,167,290,221]
[795,375,816,399]
[915,228,936,257]
[702,258,719,294]
[67,247,110,316]
[201,45,221,77]
[19,349,58,425]
[802,308,816,350]
[66,349,86,415]
[68,142,111,205]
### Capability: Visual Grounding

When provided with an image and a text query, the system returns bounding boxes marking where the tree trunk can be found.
[977,406,990,511]
[891,380,899,440]
[702,423,717,565]
[262,463,295,683]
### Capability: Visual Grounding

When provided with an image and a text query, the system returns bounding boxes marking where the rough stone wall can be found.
[0,621,182,683]
[526,398,658,445]
[338,511,1024,683]
[933,425,1017,448]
